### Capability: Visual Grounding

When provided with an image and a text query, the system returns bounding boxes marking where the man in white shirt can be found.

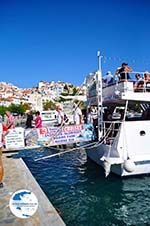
[73,104,82,125]
[103,71,114,85]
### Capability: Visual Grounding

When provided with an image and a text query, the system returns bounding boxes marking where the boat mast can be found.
[97,51,103,140]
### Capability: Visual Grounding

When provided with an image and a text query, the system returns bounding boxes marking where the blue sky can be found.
[0,0,150,88]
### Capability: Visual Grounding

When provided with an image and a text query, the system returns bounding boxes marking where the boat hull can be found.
[86,144,150,177]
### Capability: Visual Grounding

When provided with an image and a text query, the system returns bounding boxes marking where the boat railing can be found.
[103,71,150,93]
[102,120,122,145]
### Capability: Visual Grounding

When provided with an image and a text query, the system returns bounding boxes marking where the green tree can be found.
[8,104,19,113]
[21,103,31,112]
[8,104,26,115]
[43,100,55,110]
[0,106,7,117]
[18,104,26,114]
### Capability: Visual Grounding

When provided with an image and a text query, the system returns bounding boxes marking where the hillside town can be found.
[0,80,86,112]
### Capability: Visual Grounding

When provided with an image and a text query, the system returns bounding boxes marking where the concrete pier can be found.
[0,153,66,226]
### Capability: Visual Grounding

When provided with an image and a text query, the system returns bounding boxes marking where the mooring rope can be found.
[34,122,115,161]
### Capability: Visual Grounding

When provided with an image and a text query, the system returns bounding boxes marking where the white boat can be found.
[84,52,150,177]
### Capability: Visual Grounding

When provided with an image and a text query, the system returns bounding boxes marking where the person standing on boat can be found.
[103,71,114,85]
[35,111,42,128]
[0,116,8,188]
[115,63,132,81]
[87,107,94,124]
[73,103,82,125]
[55,104,64,126]
[5,111,15,129]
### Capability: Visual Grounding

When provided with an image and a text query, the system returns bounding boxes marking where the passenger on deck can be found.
[103,71,114,86]
[134,73,144,91]
[115,63,132,81]
[143,72,150,91]
[144,71,150,82]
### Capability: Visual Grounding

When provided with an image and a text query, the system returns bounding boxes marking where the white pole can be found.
[97,51,100,71]
[96,51,103,140]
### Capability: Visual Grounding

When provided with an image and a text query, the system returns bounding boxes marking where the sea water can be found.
[21,148,150,226]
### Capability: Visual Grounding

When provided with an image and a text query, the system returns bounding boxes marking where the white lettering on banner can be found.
[5,128,25,149]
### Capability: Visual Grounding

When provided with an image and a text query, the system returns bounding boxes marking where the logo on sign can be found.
[9,189,38,219]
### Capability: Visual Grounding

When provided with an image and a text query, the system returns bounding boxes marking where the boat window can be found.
[125,105,142,120]
[111,107,125,120]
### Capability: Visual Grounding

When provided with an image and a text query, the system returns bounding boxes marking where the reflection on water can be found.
[17,148,150,226]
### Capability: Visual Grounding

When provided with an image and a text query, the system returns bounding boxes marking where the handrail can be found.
[102,71,150,93]
[119,71,148,75]
[102,121,122,145]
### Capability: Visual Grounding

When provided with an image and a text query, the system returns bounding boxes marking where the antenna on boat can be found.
[96,50,103,140]
[97,50,101,71]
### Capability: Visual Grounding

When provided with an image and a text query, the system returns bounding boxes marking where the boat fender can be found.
[123,159,135,172]
[103,160,111,177]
